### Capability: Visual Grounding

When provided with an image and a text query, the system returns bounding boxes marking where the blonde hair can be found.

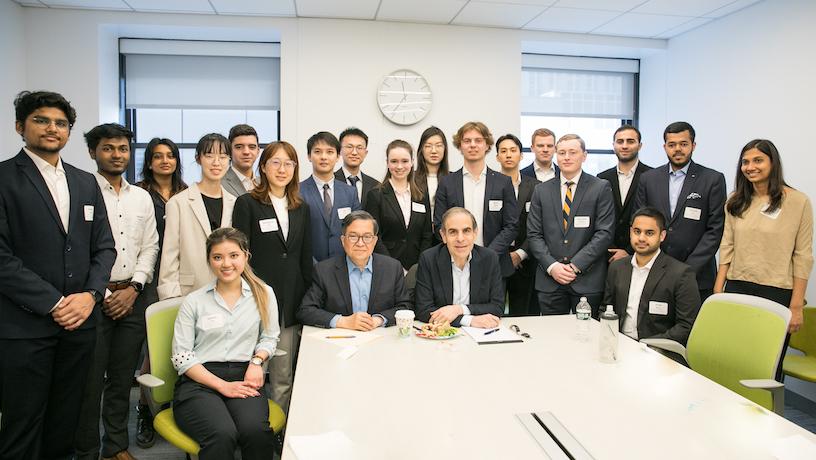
[453,121,494,153]
[556,133,586,152]
[206,227,271,330]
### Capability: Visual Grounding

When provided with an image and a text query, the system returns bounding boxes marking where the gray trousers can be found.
[269,324,301,415]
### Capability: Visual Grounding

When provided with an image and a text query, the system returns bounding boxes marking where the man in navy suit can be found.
[300,131,361,262]
[633,121,726,301]
[0,91,116,459]
[432,121,518,274]
[520,127,559,183]
[527,134,615,317]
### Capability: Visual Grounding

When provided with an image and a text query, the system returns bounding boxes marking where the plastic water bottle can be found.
[575,297,591,342]
[599,305,619,363]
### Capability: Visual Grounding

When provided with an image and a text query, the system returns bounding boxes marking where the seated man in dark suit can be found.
[603,206,701,345]
[297,210,411,330]
[415,207,503,328]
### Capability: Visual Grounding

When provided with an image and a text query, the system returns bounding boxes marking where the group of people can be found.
[0,90,812,460]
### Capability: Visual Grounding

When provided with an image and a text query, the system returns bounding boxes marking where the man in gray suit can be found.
[527,134,615,317]
[221,124,260,197]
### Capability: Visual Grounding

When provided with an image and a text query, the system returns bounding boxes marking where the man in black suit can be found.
[603,206,700,345]
[0,91,116,459]
[433,121,518,261]
[496,134,540,315]
[335,127,379,208]
[297,211,411,329]
[633,121,726,301]
[527,134,615,317]
[520,127,559,183]
[416,207,504,328]
[597,125,652,262]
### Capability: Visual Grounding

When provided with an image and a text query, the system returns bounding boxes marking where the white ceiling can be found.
[12,0,763,39]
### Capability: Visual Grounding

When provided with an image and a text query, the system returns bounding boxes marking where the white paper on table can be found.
[462,326,524,345]
[307,329,381,347]
[768,434,816,460]
[288,430,354,460]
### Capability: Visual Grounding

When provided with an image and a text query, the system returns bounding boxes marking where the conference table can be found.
[282,316,815,459]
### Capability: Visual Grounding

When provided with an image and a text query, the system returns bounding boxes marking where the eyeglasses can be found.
[509,324,531,339]
[344,233,376,245]
[343,145,367,153]
[268,159,296,170]
[31,116,71,130]
[201,152,230,162]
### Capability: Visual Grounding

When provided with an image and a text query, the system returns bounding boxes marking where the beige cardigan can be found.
[157,183,236,300]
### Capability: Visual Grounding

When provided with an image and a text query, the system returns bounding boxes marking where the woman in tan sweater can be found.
[715,139,813,377]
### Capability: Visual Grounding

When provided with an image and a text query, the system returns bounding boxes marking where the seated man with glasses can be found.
[297,211,411,330]
[416,207,504,329]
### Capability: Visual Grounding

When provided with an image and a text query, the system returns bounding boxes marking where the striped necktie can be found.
[563,181,574,231]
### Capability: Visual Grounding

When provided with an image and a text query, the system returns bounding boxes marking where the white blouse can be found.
[269,193,289,241]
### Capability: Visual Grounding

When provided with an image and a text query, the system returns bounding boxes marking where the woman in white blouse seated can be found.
[170,227,280,459]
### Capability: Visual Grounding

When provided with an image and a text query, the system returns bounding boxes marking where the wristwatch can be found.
[87,289,103,303]
[250,355,264,366]
[129,281,144,293]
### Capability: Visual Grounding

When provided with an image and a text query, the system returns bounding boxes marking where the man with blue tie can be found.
[300,131,361,262]
[297,211,411,329]
[634,122,726,301]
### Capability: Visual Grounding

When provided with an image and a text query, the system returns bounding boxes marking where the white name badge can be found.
[525,202,531,213]
[84,205,94,222]
[683,207,702,221]
[259,218,278,233]
[201,314,224,331]
[489,200,503,211]
[649,301,669,315]
[411,202,426,213]
[574,216,590,228]
[337,207,352,219]
[760,203,781,219]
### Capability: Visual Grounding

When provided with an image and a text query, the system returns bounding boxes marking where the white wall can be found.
[0,0,26,152]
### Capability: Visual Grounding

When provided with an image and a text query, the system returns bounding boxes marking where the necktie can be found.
[563,181,574,231]
[322,183,332,217]
[348,176,360,188]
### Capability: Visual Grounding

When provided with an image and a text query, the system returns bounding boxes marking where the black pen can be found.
[483,328,500,335]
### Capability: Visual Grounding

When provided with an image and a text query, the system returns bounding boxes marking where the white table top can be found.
[283,316,816,460]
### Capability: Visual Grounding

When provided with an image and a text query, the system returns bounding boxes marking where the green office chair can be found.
[137,297,287,457]
[642,293,790,415]
[783,306,816,383]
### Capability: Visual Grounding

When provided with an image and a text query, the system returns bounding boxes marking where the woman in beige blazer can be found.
[158,134,237,300]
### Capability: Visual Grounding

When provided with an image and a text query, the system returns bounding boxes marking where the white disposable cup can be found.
[395,310,415,338]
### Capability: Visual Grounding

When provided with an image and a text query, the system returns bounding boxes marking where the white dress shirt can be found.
[232,165,256,192]
[312,175,334,206]
[342,166,364,202]
[426,174,438,215]
[535,162,557,183]
[622,249,661,340]
[390,179,411,227]
[452,253,474,327]
[462,165,487,246]
[616,160,638,206]
[25,148,70,231]
[269,193,289,240]
[94,172,159,286]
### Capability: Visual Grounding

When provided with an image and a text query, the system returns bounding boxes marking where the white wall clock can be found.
[377,69,432,126]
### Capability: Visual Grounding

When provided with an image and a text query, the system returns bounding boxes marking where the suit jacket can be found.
[527,172,615,294]
[364,182,433,271]
[0,150,116,338]
[633,161,726,290]
[335,168,379,208]
[221,167,249,199]
[432,167,518,255]
[520,162,559,181]
[597,161,652,252]
[232,194,313,328]
[296,253,411,328]
[414,244,504,327]
[500,174,541,277]
[603,251,701,345]
[158,183,236,300]
[300,176,361,262]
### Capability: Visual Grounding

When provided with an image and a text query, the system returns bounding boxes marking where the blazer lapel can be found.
[568,176,588,230]
[306,177,331,229]
[382,182,407,230]
[637,253,668,325]
[549,179,565,236]
[437,248,454,305]
[469,249,485,301]
[622,164,645,209]
[16,152,66,234]
[618,261,634,319]
[333,256,354,315]
[367,255,379,311]
[64,166,82,235]
[671,162,699,224]
[451,170,465,206]
[221,187,236,228]
[658,166,673,223]
[188,184,213,236]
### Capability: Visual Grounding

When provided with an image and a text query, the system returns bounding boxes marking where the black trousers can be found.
[506,268,537,316]
[537,286,603,319]
[173,362,274,460]
[724,279,793,382]
[0,328,96,460]
[75,295,148,458]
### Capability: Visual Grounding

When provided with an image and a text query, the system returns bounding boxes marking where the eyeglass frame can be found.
[509,324,531,339]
